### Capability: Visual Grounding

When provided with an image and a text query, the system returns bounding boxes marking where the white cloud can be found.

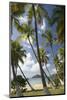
[31,62,40,72]
[18,53,34,71]
[43,63,57,75]
[17,52,57,78]
[41,18,46,31]
[26,52,32,60]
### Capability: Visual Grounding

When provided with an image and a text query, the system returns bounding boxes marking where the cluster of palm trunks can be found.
[9,2,65,97]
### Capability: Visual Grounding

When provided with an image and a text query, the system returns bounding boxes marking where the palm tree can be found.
[42,30,62,85]
[14,18,56,89]
[11,40,26,96]
[18,64,34,90]
[10,3,35,90]
[42,29,56,57]
[28,4,50,26]
[10,2,26,34]
[42,30,55,62]
[54,47,64,82]
[54,55,64,85]
[10,3,51,95]
[39,48,55,87]
[11,75,26,96]
[58,47,64,62]
[28,5,51,92]
[11,40,34,95]
[32,4,50,95]
[39,48,50,73]
[11,40,26,70]
[50,6,65,44]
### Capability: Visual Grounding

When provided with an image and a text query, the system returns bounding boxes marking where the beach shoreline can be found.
[26,83,43,91]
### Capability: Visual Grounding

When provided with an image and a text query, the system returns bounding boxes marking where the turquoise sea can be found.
[28,77,48,85]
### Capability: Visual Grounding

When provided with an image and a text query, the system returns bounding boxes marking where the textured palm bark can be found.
[32,4,51,95]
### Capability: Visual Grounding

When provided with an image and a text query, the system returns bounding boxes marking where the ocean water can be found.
[28,77,42,85]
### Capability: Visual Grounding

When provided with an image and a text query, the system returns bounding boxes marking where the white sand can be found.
[26,83,43,91]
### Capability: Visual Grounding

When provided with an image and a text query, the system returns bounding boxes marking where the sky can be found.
[11,4,61,79]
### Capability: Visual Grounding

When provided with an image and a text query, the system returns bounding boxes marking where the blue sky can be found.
[11,4,62,78]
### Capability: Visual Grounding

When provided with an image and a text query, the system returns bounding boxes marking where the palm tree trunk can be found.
[42,68,55,87]
[27,36,38,60]
[50,45,62,85]
[45,64,55,86]
[32,4,50,95]
[11,15,22,96]
[12,15,55,88]
[15,67,17,75]
[15,67,22,96]
[15,82,21,96]
[11,63,16,80]
[11,64,20,96]
[28,36,55,88]
[11,15,13,35]
[18,65,35,91]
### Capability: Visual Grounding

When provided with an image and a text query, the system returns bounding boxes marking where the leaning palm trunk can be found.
[27,36,38,60]
[28,36,55,88]
[18,65,34,91]
[50,44,62,85]
[13,15,54,88]
[32,4,50,95]
[11,15,13,35]
[45,64,56,87]
[11,63,16,80]
[15,67,22,96]
[11,64,21,96]
[11,16,22,96]
[15,67,20,96]
[42,68,55,87]
[15,82,22,96]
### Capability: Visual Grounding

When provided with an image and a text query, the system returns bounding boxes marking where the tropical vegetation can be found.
[10,2,65,97]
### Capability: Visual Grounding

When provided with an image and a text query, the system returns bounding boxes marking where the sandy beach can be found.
[26,82,52,91]
[26,83,43,91]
